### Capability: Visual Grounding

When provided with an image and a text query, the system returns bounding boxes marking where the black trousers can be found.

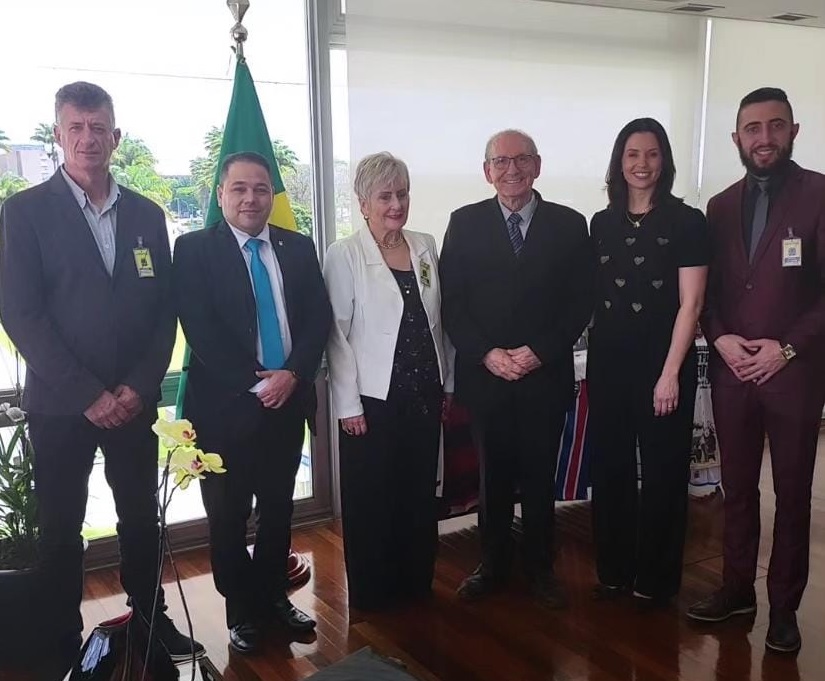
[339,395,441,610]
[28,409,162,642]
[472,397,567,580]
[589,350,697,599]
[198,399,305,628]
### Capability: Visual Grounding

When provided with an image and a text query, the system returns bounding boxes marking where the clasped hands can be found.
[483,346,541,381]
[255,369,298,409]
[714,334,788,386]
[83,384,143,429]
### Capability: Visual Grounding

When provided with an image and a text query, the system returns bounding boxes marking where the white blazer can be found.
[324,227,455,419]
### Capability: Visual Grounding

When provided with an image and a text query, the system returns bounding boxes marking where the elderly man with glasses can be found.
[439,129,595,608]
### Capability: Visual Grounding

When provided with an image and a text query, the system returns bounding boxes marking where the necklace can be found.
[375,233,405,250]
[626,205,653,229]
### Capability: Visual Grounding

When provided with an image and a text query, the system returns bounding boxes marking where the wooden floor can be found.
[5,442,825,680]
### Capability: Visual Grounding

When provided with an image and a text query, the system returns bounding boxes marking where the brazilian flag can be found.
[176,56,297,414]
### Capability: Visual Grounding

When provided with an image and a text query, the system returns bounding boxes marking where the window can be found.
[0,0,333,551]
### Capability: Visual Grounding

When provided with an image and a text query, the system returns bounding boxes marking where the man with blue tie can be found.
[173,152,331,654]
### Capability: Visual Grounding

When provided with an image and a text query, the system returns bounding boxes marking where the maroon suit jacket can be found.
[702,161,825,397]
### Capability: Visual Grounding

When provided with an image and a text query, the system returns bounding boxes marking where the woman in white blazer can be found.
[324,152,454,610]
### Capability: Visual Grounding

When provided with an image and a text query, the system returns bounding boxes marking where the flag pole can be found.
[227,0,250,60]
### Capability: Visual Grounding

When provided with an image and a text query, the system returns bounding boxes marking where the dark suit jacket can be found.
[439,191,595,414]
[172,221,331,436]
[702,162,825,393]
[0,171,175,415]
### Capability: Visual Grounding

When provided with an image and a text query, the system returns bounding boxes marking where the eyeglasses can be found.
[488,154,536,171]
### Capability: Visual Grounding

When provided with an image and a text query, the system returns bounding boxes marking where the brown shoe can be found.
[686,587,756,622]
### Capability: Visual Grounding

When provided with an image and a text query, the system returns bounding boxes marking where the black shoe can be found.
[686,587,756,623]
[632,591,670,611]
[530,575,568,610]
[457,566,505,601]
[268,598,317,633]
[766,611,801,653]
[229,622,260,655]
[140,610,206,663]
[592,583,626,601]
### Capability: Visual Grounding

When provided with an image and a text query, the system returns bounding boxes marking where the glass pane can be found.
[330,48,353,240]
[83,406,313,541]
[1,0,316,537]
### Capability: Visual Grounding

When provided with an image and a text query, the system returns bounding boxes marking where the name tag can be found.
[420,260,431,287]
[782,237,802,268]
[133,248,155,277]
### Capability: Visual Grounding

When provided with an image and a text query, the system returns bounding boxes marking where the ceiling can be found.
[543,0,825,28]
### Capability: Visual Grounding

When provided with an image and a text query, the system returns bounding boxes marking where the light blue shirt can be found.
[61,166,120,275]
[498,191,538,239]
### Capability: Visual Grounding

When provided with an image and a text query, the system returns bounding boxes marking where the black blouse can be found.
[590,199,710,352]
[388,268,442,416]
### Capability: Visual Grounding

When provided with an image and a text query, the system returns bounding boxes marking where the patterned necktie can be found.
[244,238,285,369]
[748,181,769,263]
[507,212,524,256]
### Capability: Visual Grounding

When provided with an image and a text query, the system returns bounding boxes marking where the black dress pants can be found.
[339,395,441,610]
[28,409,162,643]
[589,349,697,599]
[198,399,305,628]
[472,397,567,581]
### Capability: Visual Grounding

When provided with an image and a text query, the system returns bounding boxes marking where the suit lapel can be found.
[723,179,749,275]
[269,226,298,331]
[217,222,257,333]
[48,173,110,278]
[113,190,135,280]
[408,233,431,298]
[485,197,518,261]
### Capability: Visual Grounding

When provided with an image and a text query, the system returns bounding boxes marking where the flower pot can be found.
[0,563,45,665]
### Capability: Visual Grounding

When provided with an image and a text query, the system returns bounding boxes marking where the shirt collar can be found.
[498,191,537,224]
[228,221,272,250]
[60,165,120,212]
[746,163,790,195]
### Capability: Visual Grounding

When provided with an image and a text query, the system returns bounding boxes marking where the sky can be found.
[0,0,350,175]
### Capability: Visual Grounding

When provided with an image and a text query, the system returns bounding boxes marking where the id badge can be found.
[782,232,802,268]
[133,248,155,277]
[420,260,432,287]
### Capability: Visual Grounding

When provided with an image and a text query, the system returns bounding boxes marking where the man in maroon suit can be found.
[688,87,825,654]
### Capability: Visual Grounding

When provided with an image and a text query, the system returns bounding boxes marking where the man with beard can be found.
[688,88,825,654]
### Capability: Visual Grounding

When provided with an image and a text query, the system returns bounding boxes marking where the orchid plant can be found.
[0,402,37,570]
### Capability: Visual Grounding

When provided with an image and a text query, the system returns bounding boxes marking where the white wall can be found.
[700,19,825,206]
[347,0,707,245]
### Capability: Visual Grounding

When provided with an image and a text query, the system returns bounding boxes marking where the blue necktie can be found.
[507,212,524,256]
[244,238,285,369]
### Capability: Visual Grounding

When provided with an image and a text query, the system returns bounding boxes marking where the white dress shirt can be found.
[61,166,120,275]
[498,190,538,239]
[228,223,292,392]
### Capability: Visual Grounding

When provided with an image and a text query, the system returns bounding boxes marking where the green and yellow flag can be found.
[176,56,297,415]
[202,57,297,230]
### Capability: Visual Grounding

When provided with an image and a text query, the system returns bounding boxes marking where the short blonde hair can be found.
[484,129,538,160]
[353,152,410,202]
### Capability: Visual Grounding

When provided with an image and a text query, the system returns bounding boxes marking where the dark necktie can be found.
[507,212,524,256]
[244,238,285,369]
[749,181,769,263]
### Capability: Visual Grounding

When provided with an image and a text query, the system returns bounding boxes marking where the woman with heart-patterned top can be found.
[587,118,710,606]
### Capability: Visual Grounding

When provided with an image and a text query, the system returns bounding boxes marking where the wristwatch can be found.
[780,343,797,361]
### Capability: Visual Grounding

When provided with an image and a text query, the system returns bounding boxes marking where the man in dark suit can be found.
[689,88,825,654]
[0,82,200,672]
[173,152,331,654]
[439,129,594,607]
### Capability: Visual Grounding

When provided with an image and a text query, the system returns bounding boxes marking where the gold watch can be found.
[780,344,797,361]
